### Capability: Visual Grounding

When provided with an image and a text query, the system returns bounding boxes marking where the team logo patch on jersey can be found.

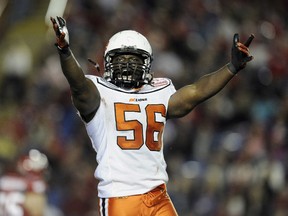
[129,97,148,102]
[151,78,170,87]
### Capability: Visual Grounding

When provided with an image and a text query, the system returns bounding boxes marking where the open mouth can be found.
[122,74,133,81]
[115,72,133,81]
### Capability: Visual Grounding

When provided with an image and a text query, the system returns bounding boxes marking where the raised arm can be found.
[51,17,100,122]
[167,33,254,119]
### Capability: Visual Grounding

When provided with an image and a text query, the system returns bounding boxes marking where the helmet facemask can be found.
[104,49,152,88]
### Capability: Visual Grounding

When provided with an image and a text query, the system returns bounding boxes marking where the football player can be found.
[51,16,254,216]
[0,149,48,216]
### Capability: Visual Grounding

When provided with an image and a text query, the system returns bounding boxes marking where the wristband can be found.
[55,43,70,56]
[227,62,237,75]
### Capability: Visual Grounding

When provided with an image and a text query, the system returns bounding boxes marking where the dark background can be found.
[0,0,288,215]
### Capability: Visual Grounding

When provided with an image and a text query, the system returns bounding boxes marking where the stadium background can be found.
[0,0,288,215]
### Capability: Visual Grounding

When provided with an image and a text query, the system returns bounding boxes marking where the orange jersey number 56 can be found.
[114,103,166,151]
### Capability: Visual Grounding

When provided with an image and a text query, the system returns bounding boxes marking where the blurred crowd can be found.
[0,0,288,215]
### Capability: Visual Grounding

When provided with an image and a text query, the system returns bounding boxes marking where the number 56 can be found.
[114,103,166,151]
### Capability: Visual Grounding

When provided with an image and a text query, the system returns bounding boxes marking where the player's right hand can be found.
[50,16,69,49]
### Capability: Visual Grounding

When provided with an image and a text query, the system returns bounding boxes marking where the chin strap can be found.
[88,58,100,72]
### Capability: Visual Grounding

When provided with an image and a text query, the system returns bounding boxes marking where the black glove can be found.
[228,33,254,74]
[50,16,69,51]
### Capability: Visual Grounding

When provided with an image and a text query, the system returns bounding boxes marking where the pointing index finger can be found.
[244,34,255,47]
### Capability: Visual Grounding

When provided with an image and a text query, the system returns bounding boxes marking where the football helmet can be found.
[17,149,49,176]
[104,30,153,88]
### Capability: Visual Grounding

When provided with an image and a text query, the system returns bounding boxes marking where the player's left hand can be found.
[50,16,69,49]
[229,33,254,74]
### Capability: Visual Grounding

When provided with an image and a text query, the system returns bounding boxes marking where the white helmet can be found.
[104,30,153,88]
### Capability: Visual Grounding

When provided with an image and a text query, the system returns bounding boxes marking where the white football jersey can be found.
[83,75,176,198]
